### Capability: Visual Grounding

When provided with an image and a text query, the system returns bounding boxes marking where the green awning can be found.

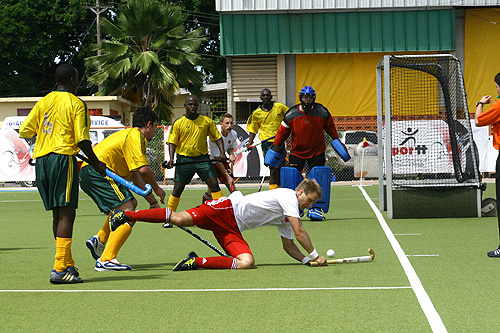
[220,9,455,55]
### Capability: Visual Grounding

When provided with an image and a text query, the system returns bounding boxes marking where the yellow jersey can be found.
[19,90,91,158]
[167,115,221,157]
[83,128,149,180]
[246,102,288,142]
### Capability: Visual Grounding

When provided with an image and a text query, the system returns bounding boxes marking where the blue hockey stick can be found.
[77,154,152,196]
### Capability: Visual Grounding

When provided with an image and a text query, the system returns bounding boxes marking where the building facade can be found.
[216,1,500,128]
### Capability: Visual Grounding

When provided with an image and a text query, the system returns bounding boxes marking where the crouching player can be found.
[110,178,328,270]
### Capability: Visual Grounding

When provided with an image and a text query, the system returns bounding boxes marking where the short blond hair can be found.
[219,113,233,123]
[296,178,322,198]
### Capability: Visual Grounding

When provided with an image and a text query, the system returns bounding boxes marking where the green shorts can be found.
[79,165,134,214]
[261,141,273,157]
[174,154,217,183]
[35,153,79,211]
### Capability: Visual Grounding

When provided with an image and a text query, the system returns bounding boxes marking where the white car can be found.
[340,130,378,169]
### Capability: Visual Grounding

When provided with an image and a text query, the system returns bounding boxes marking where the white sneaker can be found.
[86,235,105,260]
[95,258,132,271]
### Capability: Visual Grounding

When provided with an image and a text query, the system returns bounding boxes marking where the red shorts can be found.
[213,161,232,183]
[186,197,252,257]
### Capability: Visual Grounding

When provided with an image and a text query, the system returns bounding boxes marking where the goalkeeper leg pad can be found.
[280,167,304,190]
[308,166,331,213]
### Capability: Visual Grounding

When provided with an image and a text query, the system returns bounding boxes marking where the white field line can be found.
[358,185,447,333]
[0,286,411,293]
[407,255,440,257]
[394,233,422,236]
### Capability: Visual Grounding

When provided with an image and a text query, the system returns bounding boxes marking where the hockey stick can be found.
[163,223,231,257]
[77,154,152,197]
[258,169,267,192]
[161,158,227,168]
[234,135,276,156]
[308,248,375,266]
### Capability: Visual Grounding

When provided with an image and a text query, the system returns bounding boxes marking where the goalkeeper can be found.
[270,86,340,220]
[474,71,500,258]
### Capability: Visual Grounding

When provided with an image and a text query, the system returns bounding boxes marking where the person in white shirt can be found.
[109,178,328,270]
[203,113,238,203]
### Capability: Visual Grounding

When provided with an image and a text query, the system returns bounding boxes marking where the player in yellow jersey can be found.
[19,64,106,284]
[246,89,288,190]
[164,95,225,212]
[79,106,166,271]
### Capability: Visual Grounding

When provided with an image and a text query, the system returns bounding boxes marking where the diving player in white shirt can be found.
[109,178,328,270]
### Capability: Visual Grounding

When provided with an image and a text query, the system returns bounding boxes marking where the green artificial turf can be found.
[1,184,499,332]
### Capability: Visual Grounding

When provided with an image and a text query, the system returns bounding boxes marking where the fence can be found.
[147,117,381,186]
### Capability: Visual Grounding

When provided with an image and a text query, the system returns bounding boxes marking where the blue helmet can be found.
[299,86,316,110]
[299,85,316,97]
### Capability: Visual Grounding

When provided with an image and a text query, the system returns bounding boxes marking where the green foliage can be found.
[177,0,226,84]
[86,0,208,122]
[0,0,98,97]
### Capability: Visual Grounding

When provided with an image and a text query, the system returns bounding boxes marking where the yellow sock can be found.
[100,223,132,262]
[212,190,223,199]
[97,213,111,244]
[67,246,74,267]
[269,184,280,190]
[54,237,72,272]
[168,195,180,212]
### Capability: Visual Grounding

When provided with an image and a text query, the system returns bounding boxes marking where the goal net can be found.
[377,54,481,189]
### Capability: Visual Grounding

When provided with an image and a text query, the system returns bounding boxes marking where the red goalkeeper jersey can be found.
[274,103,339,159]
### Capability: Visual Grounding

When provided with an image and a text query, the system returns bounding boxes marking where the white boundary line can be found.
[358,185,447,333]
[394,233,422,236]
[0,286,411,293]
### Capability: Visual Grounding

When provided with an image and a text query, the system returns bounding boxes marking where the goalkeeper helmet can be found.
[299,86,316,111]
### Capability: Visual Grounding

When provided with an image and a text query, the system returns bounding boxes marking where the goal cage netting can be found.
[377,54,481,191]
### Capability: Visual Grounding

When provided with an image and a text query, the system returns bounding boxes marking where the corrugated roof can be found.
[221,10,455,56]
[216,0,500,12]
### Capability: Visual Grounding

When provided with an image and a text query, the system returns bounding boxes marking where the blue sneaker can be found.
[109,209,129,232]
[307,208,325,221]
[86,235,105,260]
[50,268,83,284]
[487,246,500,257]
[95,258,132,271]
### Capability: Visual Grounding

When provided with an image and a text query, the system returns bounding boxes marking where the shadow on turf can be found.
[129,262,174,270]
[85,274,166,283]
[0,247,46,252]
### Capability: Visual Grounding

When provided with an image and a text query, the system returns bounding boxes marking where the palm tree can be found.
[85,0,207,121]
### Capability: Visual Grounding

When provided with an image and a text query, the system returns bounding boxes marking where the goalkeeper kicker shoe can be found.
[50,268,83,284]
[307,208,325,221]
[109,209,129,231]
[487,246,500,257]
[86,235,105,260]
[95,258,132,271]
[173,256,198,271]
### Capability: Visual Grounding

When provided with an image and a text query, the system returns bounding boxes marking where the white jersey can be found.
[229,188,300,239]
[209,129,237,158]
